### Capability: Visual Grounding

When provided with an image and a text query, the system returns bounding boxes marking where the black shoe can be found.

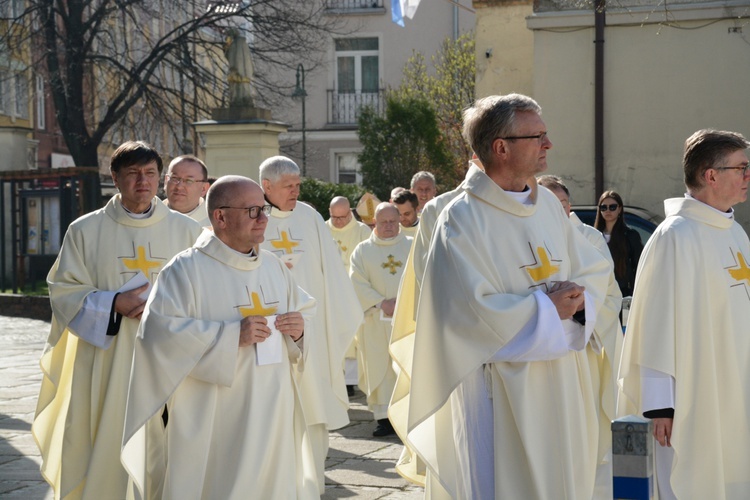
[372,418,395,437]
[347,385,355,397]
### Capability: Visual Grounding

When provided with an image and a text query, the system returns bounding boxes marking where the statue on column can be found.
[223,28,256,107]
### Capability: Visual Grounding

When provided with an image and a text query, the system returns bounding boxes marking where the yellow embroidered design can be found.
[524,247,560,282]
[728,251,750,284]
[270,230,300,254]
[382,254,403,275]
[121,245,162,279]
[239,291,278,317]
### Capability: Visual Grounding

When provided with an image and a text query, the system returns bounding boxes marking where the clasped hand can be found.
[239,312,304,347]
[546,280,585,320]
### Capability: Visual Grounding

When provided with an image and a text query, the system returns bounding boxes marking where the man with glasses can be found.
[404,94,612,498]
[349,203,412,437]
[164,155,211,226]
[326,195,371,397]
[123,175,318,498]
[620,129,750,499]
[33,141,202,499]
[259,156,362,494]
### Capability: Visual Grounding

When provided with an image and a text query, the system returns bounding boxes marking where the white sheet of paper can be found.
[256,314,283,366]
[118,271,152,300]
[280,253,301,267]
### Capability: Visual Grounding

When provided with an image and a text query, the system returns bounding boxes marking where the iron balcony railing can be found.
[325,0,385,11]
[327,89,385,125]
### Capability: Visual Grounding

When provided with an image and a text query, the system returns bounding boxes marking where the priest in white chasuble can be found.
[538,174,623,499]
[122,176,318,499]
[407,95,612,499]
[258,156,363,492]
[326,196,371,273]
[350,203,412,437]
[326,195,371,395]
[33,141,202,500]
[163,155,211,227]
[620,129,750,500]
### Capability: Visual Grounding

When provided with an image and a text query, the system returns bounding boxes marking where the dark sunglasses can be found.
[599,203,619,212]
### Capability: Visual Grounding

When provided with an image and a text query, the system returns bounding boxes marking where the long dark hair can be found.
[595,190,628,279]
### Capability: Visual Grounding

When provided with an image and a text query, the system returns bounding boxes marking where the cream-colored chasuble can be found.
[122,231,318,499]
[349,231,412,411]
[406,168,612,499]
[261,202,363,429]
[620,197,750,498]
[325,216,371,273]
[164,197,210,227]
[399,223,418,238]
[569,210,623,498]
[33,195,201,499]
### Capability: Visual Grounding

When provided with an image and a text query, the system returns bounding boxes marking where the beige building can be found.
[277,0,475,184]
[475,0,750,226]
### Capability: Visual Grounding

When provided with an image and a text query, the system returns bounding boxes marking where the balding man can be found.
[326,196,371,272]
[350,203,412,436]
[258,156,362,492]
[410,171,437,213]
[122,176,318,498]
[164,155,211,226]
[326,196,371,396]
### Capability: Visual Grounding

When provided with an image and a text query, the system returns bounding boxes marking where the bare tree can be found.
[0,0,342,209]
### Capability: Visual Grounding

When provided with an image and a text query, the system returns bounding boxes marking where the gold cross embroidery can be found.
[270,230,300,254]
[728,251,750,285]
[121,244,162,280]
[239,291,278,317]
[382,254,403,275]
[337,240,347,253]
[524,246,560,282]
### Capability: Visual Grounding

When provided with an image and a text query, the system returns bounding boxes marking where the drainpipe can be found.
[453,5,459,40]
[594,0,605,200]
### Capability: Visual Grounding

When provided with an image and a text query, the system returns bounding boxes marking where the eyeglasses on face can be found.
[219,205,272,219]
[499,132,548,142]
[599,203,619,212]
[715,164,750,176]
[166,175,207,186]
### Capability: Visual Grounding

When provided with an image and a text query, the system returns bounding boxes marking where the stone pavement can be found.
[0,315,423,499]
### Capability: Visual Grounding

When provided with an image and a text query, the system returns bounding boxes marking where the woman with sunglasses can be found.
[594,190,643,297]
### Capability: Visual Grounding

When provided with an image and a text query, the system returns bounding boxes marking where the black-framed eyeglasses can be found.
[166,175,208,186]
[599,203,619,212]
[715,164,750,176]
[219,205,272,219]
[499,132,548,142]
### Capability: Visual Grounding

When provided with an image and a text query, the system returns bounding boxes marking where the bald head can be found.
[374,202,400,239]
[329,196,353,229]
[206,176,269,253]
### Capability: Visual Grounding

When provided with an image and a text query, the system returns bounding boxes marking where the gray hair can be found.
[259,156,300,184]
[462,94,542,168]
[410,171,435,188]
[537,174,569,197]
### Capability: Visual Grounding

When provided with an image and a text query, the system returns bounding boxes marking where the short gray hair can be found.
[259,156,300,184]
[410,171,435,188]
[462,94,542,168]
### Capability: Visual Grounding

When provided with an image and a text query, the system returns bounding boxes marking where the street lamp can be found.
[292,63,307,176]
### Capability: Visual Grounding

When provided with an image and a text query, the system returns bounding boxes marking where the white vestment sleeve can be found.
[487,290,597,363]
[67,291,117,349]
[188,320,240,387]
[640,366,676,412]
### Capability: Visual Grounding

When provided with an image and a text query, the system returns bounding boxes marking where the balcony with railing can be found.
[327,89,385,126]
[324,0,386,15]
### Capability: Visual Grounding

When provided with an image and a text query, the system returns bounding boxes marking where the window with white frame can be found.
[335,37,379,95]
[36,75,45,129]
[335,152,362,184]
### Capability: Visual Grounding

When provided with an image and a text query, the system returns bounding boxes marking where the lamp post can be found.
[292,63,307,176]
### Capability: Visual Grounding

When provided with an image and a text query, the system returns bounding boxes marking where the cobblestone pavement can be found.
[0,315,423,499]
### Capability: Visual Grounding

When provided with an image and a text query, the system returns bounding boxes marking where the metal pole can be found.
[594,0,605,201]
[300,65,307,177]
